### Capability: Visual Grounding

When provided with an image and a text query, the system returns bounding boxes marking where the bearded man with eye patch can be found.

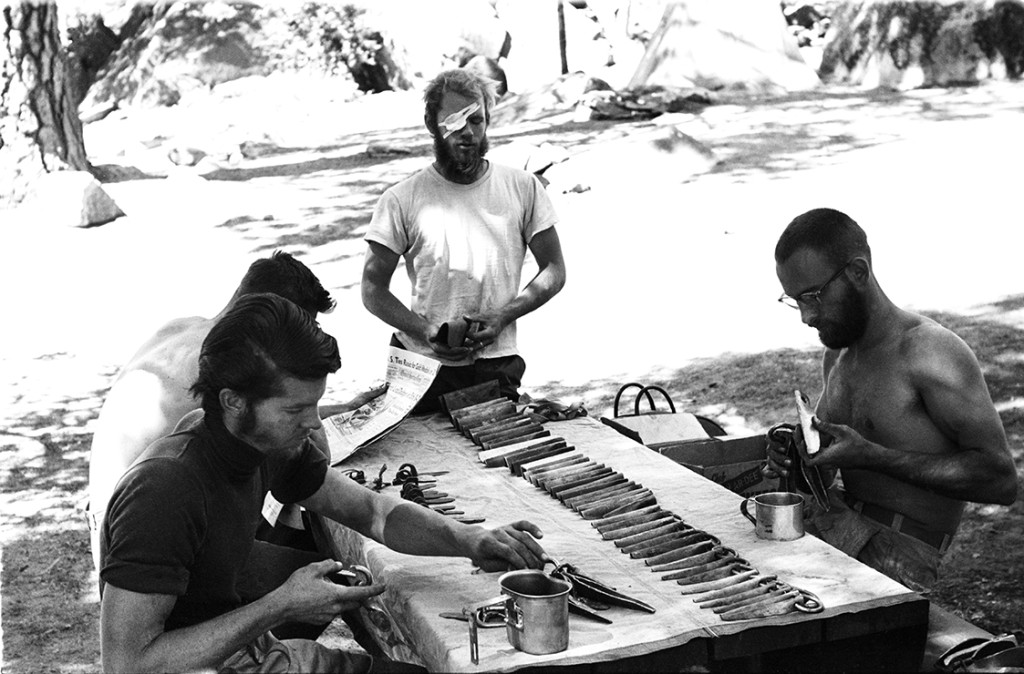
[361,68,567,414]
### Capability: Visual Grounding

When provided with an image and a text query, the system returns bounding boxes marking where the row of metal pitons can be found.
[446,401,825,622]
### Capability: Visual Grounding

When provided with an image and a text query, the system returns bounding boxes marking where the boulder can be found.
[83,2,266,108]
[27,170,125,228]
[81,2,405,108]
[820,0,1024,89]
[628,0,821,95]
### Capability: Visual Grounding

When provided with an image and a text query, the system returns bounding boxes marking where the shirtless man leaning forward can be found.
[766,207,1017,592]
[88,251,384,570]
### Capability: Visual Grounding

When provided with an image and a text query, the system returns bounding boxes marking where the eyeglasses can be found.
[778,261,852,309]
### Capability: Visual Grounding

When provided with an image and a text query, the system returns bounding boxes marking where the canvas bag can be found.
[600,383,723,446]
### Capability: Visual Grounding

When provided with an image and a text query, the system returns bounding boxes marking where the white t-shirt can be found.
[366,161,558,365]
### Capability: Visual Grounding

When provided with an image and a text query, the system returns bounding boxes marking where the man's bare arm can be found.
[318,383,388,419]
[361,241,471,359]
[302,469,548,571]
[464,226,567,349]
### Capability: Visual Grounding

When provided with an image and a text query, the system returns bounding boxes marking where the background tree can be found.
[1,2,90,209]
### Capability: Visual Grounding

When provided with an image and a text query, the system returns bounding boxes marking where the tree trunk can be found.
[1,2,90,209]
[557,0,569,75]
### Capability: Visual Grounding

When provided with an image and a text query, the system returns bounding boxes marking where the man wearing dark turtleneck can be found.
[99,294,548,674]
[100,410,329,633]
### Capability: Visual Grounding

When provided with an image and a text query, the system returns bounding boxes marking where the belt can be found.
[843,494,953,553]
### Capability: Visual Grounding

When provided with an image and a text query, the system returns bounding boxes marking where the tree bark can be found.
[1,2,90,209]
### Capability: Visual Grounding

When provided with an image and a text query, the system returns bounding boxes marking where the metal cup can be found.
[740,491,805,541]
[466,569,572,664]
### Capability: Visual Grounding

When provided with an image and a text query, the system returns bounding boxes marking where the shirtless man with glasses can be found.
[765,207,1017,591]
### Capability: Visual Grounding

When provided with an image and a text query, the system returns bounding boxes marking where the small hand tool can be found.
[610,519,686,547]
[482,429,550,451]
[370,464,388,491]
[547,466,616,494]
[595,508,669,535]
[479,436,557,467]
[450,397,509,425]
[469,416,533,443]
[542,466,611,493]
[600,514,678,541]
[647,543,719,571]
[644,534,721,567]
[665,556,741,583]
[575,484,646,511]
[621,527,698,555]
[566,481,640,509]
[566,595,614,623]
[626,531,705,559]
[507,445,573,476]
[591,504,664,530]
[598,492,658,519]
[521,451,584,474]
[548,561,656,614]
[719,590,801,621]
[679,569,758,596]
[558,474,628,502]
[697,575,778,609]
[477,422,545,447]
[524,456,589,485]
[577,486,649,516]
[710,584,788,614]
[533,460,602,487]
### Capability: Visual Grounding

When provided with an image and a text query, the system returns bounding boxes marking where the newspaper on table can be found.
[323,347,441,465]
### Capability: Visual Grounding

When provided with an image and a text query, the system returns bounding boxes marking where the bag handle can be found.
[613,383,654,418]
[634,385,676,416]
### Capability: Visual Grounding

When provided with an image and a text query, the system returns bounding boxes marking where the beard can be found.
[434,133,489,180]
[817,284,869,349]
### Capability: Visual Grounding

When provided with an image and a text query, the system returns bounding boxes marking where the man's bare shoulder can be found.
[119,316,213,373]
[897,312,981,377]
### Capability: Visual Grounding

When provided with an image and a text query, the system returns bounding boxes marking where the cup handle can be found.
[740,497,756,525]
[465,595,508,665]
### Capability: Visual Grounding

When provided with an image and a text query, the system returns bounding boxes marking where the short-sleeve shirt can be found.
[366,161,558,365]
[99,414,328,631]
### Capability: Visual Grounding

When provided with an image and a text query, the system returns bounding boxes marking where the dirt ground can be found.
[2,76,1024,672]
